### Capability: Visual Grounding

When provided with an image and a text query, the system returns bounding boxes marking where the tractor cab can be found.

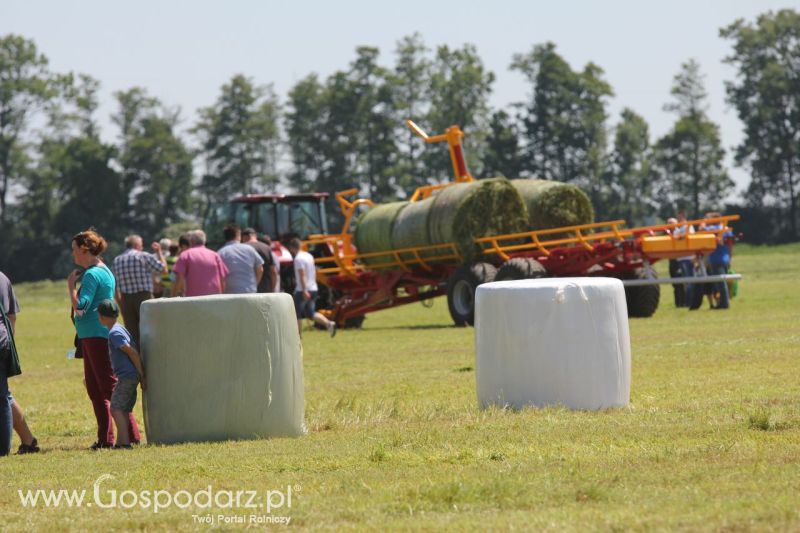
[203,193,330,248]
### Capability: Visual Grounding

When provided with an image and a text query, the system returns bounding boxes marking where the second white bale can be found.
[475,277,631,410]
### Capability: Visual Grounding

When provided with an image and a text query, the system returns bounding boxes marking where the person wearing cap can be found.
[97,299,146,449]
[152,238,173,298]
[241,228,278,293]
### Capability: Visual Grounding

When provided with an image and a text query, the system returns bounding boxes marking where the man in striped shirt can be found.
[113,235,167,348]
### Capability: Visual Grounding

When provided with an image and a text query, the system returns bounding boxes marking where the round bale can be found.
[511,179,594,230]
[428,178,529,260]
[390,197,436,263]
[353,201,409,267]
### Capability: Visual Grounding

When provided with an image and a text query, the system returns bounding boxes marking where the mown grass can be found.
[0,243,798,531]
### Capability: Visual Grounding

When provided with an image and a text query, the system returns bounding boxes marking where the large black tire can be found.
[495,257,548,281]
[316,282,333,310]
[624,268,660,318]
[343,316,366,329]
[446,262,497,327]
[687,281,705,310]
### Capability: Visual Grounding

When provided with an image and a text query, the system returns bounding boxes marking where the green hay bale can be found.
[429,178,529,260]
[353,201,409,267]
[391,197,435,262]
[510,179,594,230]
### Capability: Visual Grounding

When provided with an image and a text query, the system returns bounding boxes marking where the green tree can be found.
[287,48,398,203]
[20,74,100,238]
[194,75,281,204]
[285,74,327,192]
[52,138,123,237]
[0,34,53,224]
[605,108,654,225]
[424,44,495,182]
[721,9,800,239]
[348,47,397,200]
[113,87,194,235]
[112,86,157,209]
[652,60,733,218]
[390,33,430,191]
[45,75,124,238]
[511,43,613,212]
[482,109,523,178]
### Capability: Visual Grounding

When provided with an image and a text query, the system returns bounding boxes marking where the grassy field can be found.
[0,244,798,531]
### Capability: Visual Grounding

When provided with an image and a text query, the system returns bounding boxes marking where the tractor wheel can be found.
[343,316,366,329]
[316,282,333,310]
[446,262,497,327]
[495,257,548,282]
[624,268,660,318]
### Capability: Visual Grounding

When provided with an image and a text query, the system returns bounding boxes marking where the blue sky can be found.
[3,0,796,193]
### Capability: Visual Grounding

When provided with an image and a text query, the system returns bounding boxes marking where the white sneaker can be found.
[328,322,337,338]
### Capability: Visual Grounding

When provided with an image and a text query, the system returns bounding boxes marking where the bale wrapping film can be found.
[390,197,435,262]
[428,178,529,259]
[353,201,409,267]
[511,179,594,230]
[140,293,306,444]
[475,277,631,410]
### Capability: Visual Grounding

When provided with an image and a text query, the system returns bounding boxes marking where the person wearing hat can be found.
[241,227,278,293]
[97,299,146,449]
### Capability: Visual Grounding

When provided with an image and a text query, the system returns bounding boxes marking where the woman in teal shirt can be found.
[68,229,141,449]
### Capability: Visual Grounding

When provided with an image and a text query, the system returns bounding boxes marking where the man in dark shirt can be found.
[0,271,39,455]
[241,228,277,293]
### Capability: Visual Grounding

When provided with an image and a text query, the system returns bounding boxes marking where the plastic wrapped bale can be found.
[428,178,529,260]
[390,197,436,262]
[140,293,306,444]
[353,201,408,268]
[475,277,630,410]
[510,179,594,230]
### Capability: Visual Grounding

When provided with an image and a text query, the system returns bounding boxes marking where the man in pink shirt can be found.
[172,230,229,297]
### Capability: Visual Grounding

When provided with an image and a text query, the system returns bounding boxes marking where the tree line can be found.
[1,9,798,282]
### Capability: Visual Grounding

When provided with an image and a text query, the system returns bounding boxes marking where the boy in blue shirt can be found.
[97,300,146,449]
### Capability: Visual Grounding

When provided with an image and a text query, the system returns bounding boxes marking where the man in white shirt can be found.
[287,238,335,338]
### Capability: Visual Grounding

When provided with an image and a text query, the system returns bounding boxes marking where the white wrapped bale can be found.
[140,293,306,444]
[475,277,630,410]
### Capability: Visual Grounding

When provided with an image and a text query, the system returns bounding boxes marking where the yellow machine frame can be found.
[306,214,739,283]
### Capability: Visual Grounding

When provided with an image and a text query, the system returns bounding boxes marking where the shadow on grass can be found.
[364,324,459,331]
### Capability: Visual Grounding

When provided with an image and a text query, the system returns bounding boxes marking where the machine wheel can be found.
[495,257,548,281]
[343,316,366,329]
[316,282,333,310]
[687,281,706,310]
[624,268,660,317]
[446,262,497,327]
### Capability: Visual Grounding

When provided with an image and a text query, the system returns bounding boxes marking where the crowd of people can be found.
[0,223,333,456]
[667,211,735,311]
